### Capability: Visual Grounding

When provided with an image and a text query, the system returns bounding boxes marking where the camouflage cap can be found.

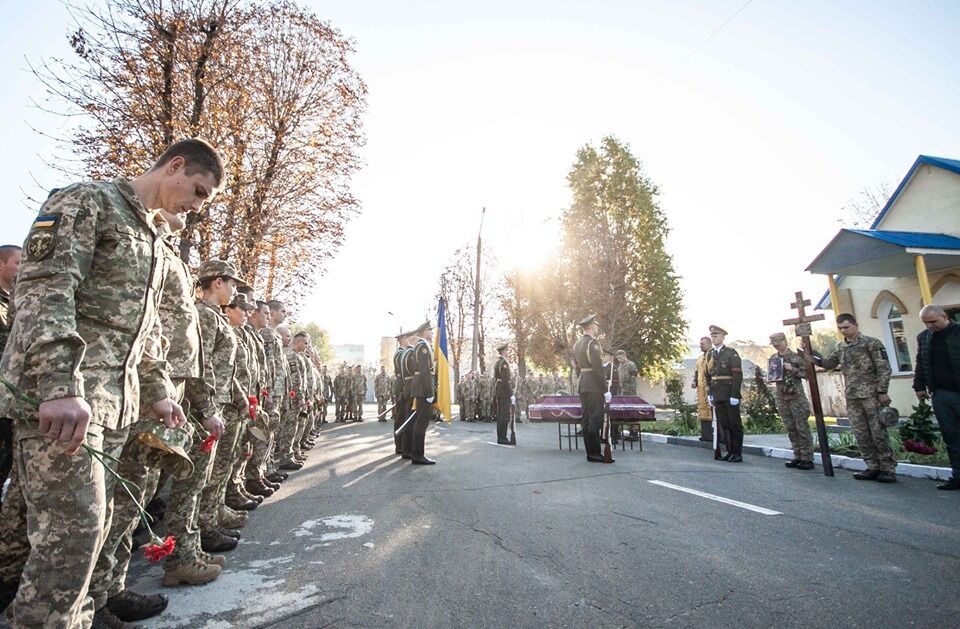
[709,325,728,335]
[197,259,247,285]
[615,349,626,357]
[227,292,256,311]
[769,332,787,342]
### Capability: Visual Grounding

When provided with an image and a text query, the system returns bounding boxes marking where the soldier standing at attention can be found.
[691,336,713,442]
[0,140,215,628]
[494,344,515,445]
[375,365,391,420]
[333,365,346,422]
[0,244,20,504]
[406,321,436,464]
[706,325,744,462]
[320,365,333,425]
[573,315,613,463]
[615,350,639,396]
[768,332,815,470]
[816,313,896,482]
[353,365,367,421]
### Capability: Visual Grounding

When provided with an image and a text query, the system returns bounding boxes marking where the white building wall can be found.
[876,165,960,236]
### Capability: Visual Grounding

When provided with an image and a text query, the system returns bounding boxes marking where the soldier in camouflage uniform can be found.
[539,373,555,397]
[0,140,215,628]
[615,351,639,396]
[90,213,227,620]
[768,332,814,469]
[375,366,391,420]
[479,372,495,421]
[0,244,20,505]
[817,313,896,482]
[277,330,307,470]
[525,373,542,411]
[333,365,347,422]
[244,298,281,497]
[320,365,333,425]
[355,365,368,421]
[264,300,290,483]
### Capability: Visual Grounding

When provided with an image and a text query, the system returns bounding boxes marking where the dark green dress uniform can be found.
[399,344,417,457]
[392,343,406,454]
[706,345,744,460]
[573,329,606,460]
[494,349,513,444]
[407,333,435,464]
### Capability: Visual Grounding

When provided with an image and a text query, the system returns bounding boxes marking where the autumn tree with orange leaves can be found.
[32,0,366,308]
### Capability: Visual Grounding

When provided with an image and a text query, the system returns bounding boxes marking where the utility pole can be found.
[470,208,485,373]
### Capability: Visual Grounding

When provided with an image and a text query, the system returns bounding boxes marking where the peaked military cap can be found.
[578,314,598,328]
[227,292,256,311]
[709,324,728,335]
[602,348,613,357]
[414,320,433,334]
[496,343,509,353]
[197,259,248,286]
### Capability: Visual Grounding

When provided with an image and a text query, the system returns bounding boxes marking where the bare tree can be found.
[839,180,894,229]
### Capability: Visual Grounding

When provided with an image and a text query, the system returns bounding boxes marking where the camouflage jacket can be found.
[230,325,252,411]
[374,372,392,397]
[0,180,172,429]
[770,349,807,399]
[286,347,305,409]
[243,324,268,396]
[0,287,11,358]
[157,236,202,380]
[352,372,367,396]
[820,334,892,399]
[261,326,287,401]
[618,361,639,396]
[196,300,237,408]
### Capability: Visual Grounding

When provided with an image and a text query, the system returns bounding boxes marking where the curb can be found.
[641,433,953,481]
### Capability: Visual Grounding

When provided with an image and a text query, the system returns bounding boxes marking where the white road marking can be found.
[648,480,782,516]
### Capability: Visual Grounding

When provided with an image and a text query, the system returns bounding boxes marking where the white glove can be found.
[510,395,516,405]
[427,397,434,403]
[707,395,714,405]
[604,391,612,404]
[730,397,740,406]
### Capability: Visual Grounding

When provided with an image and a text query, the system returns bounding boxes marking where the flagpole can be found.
[470,207,485,373]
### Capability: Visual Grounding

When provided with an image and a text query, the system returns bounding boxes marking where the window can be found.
[882,302,912,373]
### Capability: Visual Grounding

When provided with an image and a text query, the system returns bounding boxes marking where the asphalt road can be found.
[123,405,959,628]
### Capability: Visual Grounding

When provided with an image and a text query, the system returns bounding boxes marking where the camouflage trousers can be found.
[88,432,191,607]
[165,428,218,567]
[2,423,128,629]
[376,396,388,418]
[480,397,493,419]
[847,397,897,473]
[276,409,304,464]
[198,407,245,532]
[460,400,473,421]
[244,414,275,484]
[775,393,814,461]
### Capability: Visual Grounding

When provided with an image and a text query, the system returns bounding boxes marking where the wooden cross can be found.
[781,290,833,477]
[782,291,825,328]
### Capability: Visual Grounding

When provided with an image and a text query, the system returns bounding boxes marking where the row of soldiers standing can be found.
[333,364,367,422]
[0,139,335,628]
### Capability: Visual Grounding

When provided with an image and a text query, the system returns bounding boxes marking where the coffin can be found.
[528,395,656,422]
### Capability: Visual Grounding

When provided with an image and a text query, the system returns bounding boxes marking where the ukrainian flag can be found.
[433,297,453,423]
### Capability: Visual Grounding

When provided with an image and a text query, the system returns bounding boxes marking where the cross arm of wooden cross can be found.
[783,313,825,326]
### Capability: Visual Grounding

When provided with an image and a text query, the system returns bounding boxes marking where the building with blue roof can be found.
[805,155,960,405]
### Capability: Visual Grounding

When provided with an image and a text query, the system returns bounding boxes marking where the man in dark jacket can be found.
[913,304,960,490]
[573,315,613,463]
[493,344,514,445]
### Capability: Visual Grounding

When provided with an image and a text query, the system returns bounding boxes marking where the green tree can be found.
[560,136,686,379]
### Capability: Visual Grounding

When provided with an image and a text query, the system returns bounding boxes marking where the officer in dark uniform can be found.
[705,324,744,462]
[494,344,515,445]
[407,321,436,465]
[398,331,417,458]
[392,330,408,455]
[573,315,613,463]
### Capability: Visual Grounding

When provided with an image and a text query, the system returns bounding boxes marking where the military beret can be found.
[414,320,433,334]
[578,314,598,327]
[497,343,509,353]
[227,292,256,311]
[709,325,728,335]
[197,259,248,286]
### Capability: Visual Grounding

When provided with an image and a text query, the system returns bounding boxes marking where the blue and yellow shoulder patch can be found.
[33,214,59,229]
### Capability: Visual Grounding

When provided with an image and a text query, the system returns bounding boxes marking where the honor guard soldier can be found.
[573,315,613,463]
[494,344,515,445]
[405,321,436,464]
[706,325,744,462]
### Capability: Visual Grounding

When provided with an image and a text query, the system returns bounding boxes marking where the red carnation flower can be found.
[261,388,270,397]
[143,535,176,563]
[199,433,219,454]
[289,390,297,399]
[248,395,259,420]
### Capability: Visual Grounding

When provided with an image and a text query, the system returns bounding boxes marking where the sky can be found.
[2,0,959,364]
